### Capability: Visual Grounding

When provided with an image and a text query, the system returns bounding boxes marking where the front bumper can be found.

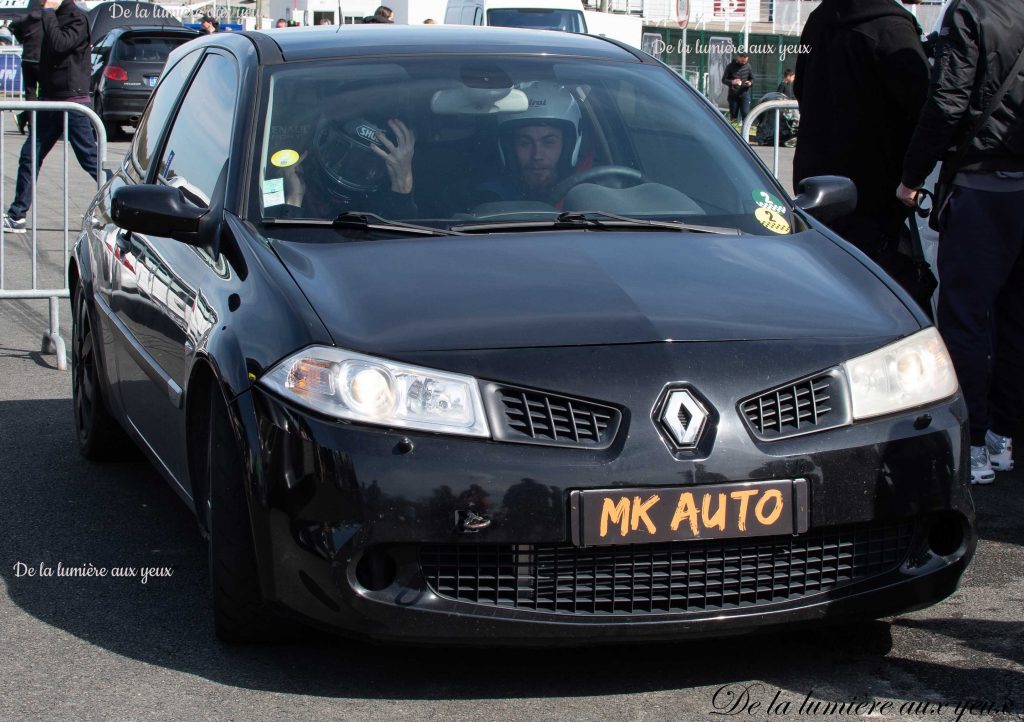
[233,341,976,644]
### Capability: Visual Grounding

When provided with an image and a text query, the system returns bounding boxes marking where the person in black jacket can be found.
[897,0,1024,484]
[10,0,42,134]
[793,0,928,262]
[721,52,753,122]
[777,69,795,100]
[200,15,219,33]
[362,6,394,23]
[4,0,97,233]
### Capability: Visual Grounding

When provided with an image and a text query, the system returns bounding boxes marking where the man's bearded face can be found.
[513,125,564,190]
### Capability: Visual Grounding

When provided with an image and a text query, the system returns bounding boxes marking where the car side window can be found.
[155,53,239,206]
[129,49,203,179]
[91,33,113,64]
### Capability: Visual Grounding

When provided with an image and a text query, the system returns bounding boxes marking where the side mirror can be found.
[792,176,857,223]
[111,185,207,243]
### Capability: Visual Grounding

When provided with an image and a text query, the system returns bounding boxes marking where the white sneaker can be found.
[970,445,995,485]
[985,430,1013,471]
[2,215,25,234]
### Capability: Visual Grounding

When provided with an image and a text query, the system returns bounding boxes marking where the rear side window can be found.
[114,35,193,63]
[131,49,203,177]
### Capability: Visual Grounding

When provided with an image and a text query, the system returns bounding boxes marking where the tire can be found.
[95,96,122,141]
[72,284,131,460]
[206,390,292,642]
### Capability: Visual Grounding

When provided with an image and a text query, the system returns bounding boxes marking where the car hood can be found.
[268,229,917,353]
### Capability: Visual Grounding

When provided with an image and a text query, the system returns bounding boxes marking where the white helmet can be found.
[497,81,582,171]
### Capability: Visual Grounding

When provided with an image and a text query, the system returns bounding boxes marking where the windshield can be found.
[487,9,587,32]
[254,56,794,237]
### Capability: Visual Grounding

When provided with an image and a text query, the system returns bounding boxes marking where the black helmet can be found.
[313,117,391,197]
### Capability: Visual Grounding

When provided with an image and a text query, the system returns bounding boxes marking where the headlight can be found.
[842,327,958,420]
[261,347,490,437]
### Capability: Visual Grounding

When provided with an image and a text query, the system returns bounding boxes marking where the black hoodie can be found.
[10,0,43,64]
[793,0,929,217]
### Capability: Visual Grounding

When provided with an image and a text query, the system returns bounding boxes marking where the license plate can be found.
[570,479,809,546]
[147,76,158,87]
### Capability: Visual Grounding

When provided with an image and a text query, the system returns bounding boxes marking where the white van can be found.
[387,0,450,24]
[444,0,589,33]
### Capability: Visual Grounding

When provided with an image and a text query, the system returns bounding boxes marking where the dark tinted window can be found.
[157,53,238,204]
[93,32,115,53]
[114,35,193,62]
[131,49,202,176]
[487,9,586,32]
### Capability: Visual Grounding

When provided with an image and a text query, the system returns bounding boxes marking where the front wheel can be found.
[205,390,295,642]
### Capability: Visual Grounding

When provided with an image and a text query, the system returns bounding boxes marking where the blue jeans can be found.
[8,103,98,221]
[728,93,751,122]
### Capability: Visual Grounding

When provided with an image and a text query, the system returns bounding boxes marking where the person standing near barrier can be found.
[793,0,929,264]
[722,52,754,123]
[10,0,42,135]
[897,0,1024,484]
[3,0,97,234]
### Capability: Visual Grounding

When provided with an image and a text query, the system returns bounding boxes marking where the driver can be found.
[273,116,417,219]
[476,81,583,204]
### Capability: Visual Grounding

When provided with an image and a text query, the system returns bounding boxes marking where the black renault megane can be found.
[70,25,975,643]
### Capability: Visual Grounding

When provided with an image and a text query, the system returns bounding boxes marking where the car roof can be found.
[244,25,642,64]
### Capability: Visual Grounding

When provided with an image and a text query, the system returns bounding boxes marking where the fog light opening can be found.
[928,517,964,557]
[355,548,397,592]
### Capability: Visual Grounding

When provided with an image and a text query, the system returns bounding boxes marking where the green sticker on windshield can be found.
[752,190,786,215]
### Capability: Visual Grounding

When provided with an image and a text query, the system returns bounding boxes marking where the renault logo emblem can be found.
[654,387,710,450]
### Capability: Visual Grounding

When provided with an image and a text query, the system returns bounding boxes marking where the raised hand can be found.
[370,119,415,194]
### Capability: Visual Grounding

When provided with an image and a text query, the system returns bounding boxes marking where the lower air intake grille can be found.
[420,522,913,615]
[741,371,848,440]
[489,384,621,449]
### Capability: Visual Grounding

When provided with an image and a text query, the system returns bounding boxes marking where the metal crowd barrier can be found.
[0,101,108,371]
[740,98,800,176]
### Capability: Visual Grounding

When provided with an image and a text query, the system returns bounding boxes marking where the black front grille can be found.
[741,372,847,440]
[490,385,621,449]
[420,522,913,615]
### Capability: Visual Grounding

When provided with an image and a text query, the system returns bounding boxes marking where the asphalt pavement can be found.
[0,124,1021,722]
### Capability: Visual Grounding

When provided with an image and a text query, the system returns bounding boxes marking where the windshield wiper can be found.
[451,210,738,235]
[264,212,464,237]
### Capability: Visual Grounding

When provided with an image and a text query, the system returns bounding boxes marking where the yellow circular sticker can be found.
[755,207,791,234]
[271,149,300,168]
